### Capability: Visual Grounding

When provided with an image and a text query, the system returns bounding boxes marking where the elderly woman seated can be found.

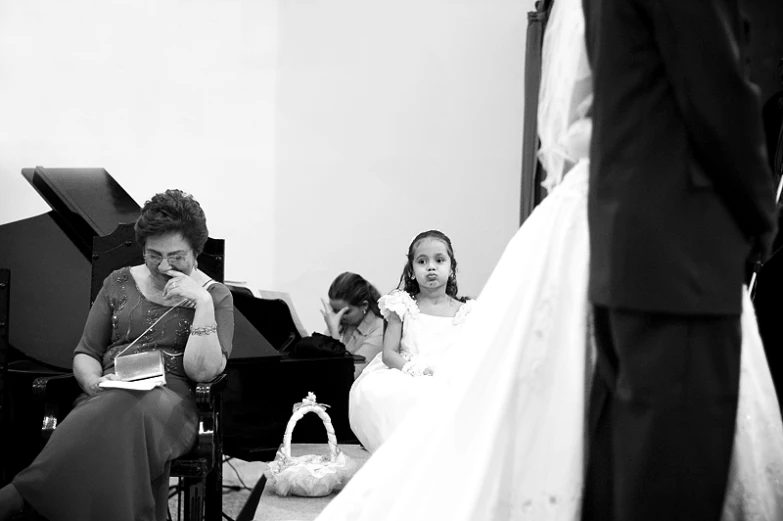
[0,189,234,521]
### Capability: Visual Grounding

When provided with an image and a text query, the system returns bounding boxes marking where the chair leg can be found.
[183,477,205,521]
[205,463,223,521]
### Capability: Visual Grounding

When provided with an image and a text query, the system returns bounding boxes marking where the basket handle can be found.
[281,402,339,462]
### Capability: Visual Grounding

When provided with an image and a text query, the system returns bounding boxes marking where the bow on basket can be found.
[292,392,331,414]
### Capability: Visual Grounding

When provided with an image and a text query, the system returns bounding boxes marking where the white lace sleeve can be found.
[378,290,415,322]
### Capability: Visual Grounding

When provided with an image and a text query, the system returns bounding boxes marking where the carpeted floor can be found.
[251,444,370,521]
[167,457,265,521]
[167,443,370,521]
[168,487,252,521]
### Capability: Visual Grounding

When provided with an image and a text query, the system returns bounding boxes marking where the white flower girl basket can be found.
[265,393,358,497]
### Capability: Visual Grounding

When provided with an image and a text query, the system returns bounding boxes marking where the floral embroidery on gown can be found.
[348,290,475,453]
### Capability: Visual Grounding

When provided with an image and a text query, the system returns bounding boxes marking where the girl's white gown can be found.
[316,0,783,518]
[349,290,476,453]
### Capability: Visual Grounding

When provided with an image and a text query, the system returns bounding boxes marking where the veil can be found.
[537,0,592,193]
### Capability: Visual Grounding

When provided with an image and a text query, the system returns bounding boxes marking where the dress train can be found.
[317,162,783,520]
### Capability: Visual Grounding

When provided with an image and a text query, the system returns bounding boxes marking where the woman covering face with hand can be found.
[0,189,234,521]
[321,272,384,378]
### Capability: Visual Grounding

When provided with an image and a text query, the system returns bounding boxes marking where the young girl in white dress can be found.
[315,0,783,518]
[348,230,475,453]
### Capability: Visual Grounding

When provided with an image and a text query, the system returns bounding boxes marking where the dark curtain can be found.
[519,0,555,226]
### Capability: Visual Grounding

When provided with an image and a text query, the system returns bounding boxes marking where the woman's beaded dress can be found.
[13,267,234,521]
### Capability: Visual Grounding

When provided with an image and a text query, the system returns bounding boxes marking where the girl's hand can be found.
[162,269,210,308]
[86,374,121,396]
[320,298,348,338]
[401,361,433,377]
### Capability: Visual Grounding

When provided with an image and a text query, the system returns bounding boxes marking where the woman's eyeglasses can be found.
[143,252,189,265]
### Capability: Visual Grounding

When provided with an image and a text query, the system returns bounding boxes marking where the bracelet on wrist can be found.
[190,324,217,336]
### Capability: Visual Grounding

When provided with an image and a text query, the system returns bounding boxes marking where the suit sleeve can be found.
[651,0,777,243]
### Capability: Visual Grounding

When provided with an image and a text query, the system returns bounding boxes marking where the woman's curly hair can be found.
[398,230,464,301]
[134,189,209,254]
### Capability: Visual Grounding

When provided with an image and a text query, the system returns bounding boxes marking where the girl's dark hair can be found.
[328,272,382,317]
[134,189,209,254]
[398,230,465,301]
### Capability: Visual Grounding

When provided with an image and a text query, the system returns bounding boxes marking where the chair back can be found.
[0,268,9,382]
[91,223,224,305]
[0,268,9,483]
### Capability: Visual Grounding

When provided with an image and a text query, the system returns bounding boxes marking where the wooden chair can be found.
[32,224,228,521]
[0,268,10,484]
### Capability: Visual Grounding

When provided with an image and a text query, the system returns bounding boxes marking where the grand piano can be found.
[0,167,358,484]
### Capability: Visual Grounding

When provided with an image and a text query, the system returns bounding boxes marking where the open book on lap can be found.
[99,374,167,391]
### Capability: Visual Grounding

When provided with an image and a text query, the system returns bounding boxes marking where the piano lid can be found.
[22,166,141,258]
[1,167,278,369]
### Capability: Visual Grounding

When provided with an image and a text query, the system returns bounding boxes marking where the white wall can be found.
[0,0,280,288]
[0,0,532,334]
[274,0,529,331]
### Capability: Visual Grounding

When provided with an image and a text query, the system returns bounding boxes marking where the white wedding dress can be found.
[349,290,476,453]
[316,0,783,518]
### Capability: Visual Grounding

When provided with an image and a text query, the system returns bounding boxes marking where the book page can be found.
[99,375,166,391]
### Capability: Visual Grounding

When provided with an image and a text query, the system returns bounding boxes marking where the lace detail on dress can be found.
[174,317,191,342]
[452,299,476,325]
[141,307,163,351]
[720,289,783,520]
[721,370,783,520]
[378,290,418,322]
[515,282,559,390]
[109,271,130,343]
[494,490,582,520]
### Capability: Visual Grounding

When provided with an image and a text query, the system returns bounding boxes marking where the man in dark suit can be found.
[581,1,778,519]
